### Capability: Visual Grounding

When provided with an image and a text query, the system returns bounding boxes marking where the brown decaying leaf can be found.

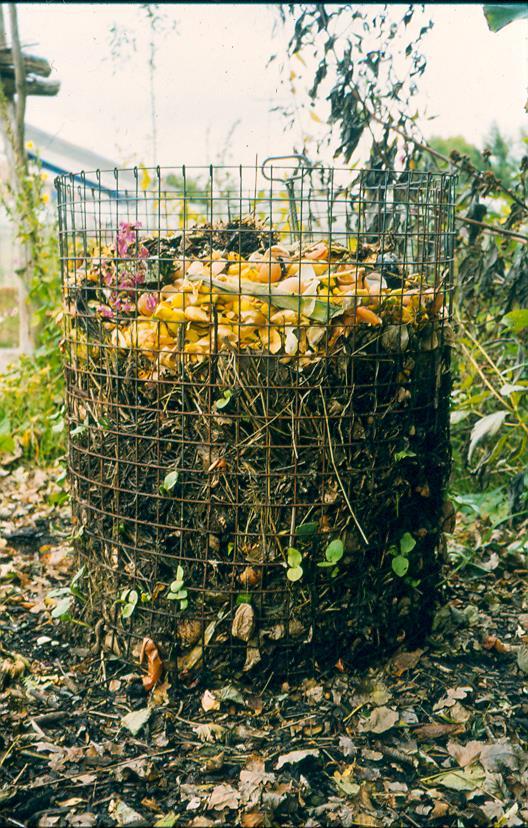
[232,603,256,642]
[207,783,240,811]
[140,637,164,691]
[359,706,399,734]
[201,689,220,712]
[482,634,511,654]
[193,722,225,743]
[447,739,487,768]
[414,722,465,740]
[390,648,423,676]
[241,812,267,828]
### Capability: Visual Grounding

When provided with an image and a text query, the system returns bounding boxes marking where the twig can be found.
[456,215,528,243]
[343,701,367,723]
[278,712,319,730]
[319,387,369,544]
[0,735,20,768]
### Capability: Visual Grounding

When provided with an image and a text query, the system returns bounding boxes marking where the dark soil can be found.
[0,465,527,827]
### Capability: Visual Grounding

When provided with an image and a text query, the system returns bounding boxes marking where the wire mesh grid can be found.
[56,161,456,680]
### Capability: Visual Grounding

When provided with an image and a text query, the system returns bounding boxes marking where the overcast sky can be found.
[18,2,528,169]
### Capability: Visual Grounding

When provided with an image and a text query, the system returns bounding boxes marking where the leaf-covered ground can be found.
[1,466,527,827]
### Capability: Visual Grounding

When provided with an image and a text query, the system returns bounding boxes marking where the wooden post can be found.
[0,2,59,356]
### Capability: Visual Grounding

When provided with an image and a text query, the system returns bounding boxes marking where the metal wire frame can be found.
[56,162,456,680]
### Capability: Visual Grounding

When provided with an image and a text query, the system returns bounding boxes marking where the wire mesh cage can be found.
[56,158,456,681]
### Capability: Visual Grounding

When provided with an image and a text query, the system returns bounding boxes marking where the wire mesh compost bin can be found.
[56,159,455,680]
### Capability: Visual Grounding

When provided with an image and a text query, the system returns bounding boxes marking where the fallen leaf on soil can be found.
[518,614,528,630]
[433,686,471,711]
[207,783,241,811]
[482,634,511,653]
[108,798,145,826]
[390,648,424,676]
[178,619,217,672]
[351,815,380,827]
[276,748,320,769]
[201,689,220,712]
[239,766,276,807]
[151,676,171,706]
[414,722,464,740]
[217,684,245,706]
[121,706,151,736]
[517,639,528,674]
[358,706,398,734]
[141,797,162,813]
[445,701,471,723]
[67,814,98,827]
[447,739,486,767]
[203,751,225,773]
[480,739,523,772]
[140,637,164,691]
[153,814,179,827]
[232,603,255,642]
[333,768,360,797]
[240,812,267,828]
[243,642,262,672]
[430,800,449,820]
[193,722,225,743]
[426,763,485,792]
[363,681,391,707]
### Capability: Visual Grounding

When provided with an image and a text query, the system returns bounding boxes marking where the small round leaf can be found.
[287,547,302,567]
[162,470,179,492]
[325,538,344,563]
[399,532,416,556]
[392,555,409,577]
[287,565,303,582]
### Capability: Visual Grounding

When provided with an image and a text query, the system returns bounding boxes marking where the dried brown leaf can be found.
[358,706,398,734]
[414,722,464,741]
[232,603,255,642]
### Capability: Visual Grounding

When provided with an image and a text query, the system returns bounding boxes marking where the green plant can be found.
[389,532,416,577]
[119,588,139,619]
[280,2,528,511]
[0,150,63,466]
[215,389,233,410]
[167,564,188,609]
[295,521,318,538]
[160,469,179,494]
[317,538,344,574]
[286,547,303,582]
[47,566,86,622]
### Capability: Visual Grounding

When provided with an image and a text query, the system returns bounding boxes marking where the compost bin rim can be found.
[54,165,457,184]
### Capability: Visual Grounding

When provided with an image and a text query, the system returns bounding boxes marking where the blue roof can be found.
[29,152,122,198]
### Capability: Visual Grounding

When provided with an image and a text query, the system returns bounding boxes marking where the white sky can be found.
[18,2,528,168]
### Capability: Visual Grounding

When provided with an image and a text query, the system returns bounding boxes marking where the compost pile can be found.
[64,216,452,679]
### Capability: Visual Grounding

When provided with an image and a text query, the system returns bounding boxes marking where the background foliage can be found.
[278,3,527,528]
[0,154,64,463]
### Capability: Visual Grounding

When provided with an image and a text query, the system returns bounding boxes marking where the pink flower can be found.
[97,304,114,319]
[102,262,117,287]
[116,221,142,258]
[108,292,136,314]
